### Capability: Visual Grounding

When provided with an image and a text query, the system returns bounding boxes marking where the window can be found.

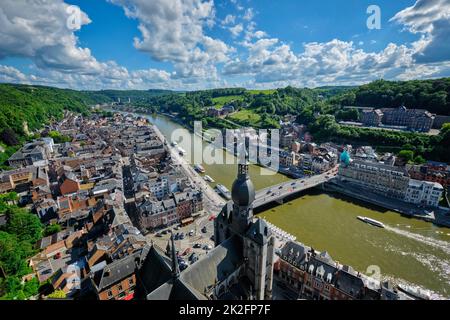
[107,290,113,298]
[118,284,123,292]
[129,278,134,286]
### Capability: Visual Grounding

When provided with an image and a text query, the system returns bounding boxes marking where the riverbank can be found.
[324,180,450,228]
[151,123,226,214]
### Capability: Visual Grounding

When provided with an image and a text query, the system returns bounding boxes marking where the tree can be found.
[398,150,414,163]
[414,155,426,164]
[4,208,43,243]
[0,232,33,276]
[43,223,61,237]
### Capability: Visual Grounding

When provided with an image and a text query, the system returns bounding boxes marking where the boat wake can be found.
[382,245,450,299]
[384,225,450,256]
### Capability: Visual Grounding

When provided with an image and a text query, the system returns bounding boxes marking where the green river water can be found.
[137,112,450,298]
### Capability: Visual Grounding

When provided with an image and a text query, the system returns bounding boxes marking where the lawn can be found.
[227,108,261,126]
[212,95,244,108]
[248,89,277,95]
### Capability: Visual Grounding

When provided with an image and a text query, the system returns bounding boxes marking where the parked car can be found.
[189,254,199,263]
[193,243,202,249]
[180,262,188,271]
[188,230,195,236]
[201,226,207,233]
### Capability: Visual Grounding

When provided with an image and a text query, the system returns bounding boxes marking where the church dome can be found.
[231,176,255,207]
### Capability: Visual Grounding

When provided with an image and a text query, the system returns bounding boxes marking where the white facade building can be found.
[404,179,444,208]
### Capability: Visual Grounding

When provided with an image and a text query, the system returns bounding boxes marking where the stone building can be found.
[338,159,410,199]
[361,109,384,127]
[381,106,435,132]
[276,241,384,300]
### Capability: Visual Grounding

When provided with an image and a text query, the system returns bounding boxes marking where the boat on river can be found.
[215,184,232,200]
[357,216,385,228]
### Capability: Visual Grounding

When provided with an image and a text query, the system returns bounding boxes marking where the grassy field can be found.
[212,95,244,108]
[227,108,261,126]
[248,89,277,95]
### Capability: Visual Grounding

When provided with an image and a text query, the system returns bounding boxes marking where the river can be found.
[133,111,450,298]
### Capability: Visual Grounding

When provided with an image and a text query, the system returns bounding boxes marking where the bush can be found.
[47,290,67,299]
[43,223,62,237]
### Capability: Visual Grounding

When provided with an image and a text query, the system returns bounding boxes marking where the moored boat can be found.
[204,175,215,183]
[215,184,232,200]
[194,164,206,173]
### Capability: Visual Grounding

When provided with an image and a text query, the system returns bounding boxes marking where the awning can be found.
[181,217,194,224]
[122,292,134,301]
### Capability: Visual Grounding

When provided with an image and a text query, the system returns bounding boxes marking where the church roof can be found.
[143,235,244,300]
[146,278,207,300]
[180,235,244,294]
[138,246,172,296]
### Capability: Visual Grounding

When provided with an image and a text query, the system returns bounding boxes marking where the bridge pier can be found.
[275,198,284,205]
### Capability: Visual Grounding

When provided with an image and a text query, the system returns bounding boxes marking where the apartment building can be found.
[338,159,410,199]
[404,179,444,208]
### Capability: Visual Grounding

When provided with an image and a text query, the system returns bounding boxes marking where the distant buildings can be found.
[361,109,384,127]
[207,104,235,118]
[361,106,435,132]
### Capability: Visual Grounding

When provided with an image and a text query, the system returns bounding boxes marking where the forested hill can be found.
[329,78,450,115]
[0,84,173,143]
[0,84,97,137]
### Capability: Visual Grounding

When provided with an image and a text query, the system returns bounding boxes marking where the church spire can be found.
[170,232,180,278]
[237,137,250,179]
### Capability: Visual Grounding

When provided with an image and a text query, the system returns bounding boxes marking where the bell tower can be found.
[230,138,255,235]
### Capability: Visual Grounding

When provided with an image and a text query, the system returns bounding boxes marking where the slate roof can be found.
[180,235,244,295]
[92,251,139,291]
[141,235,245,300]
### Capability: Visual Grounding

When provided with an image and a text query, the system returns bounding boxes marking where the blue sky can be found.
[0,0,449,90]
